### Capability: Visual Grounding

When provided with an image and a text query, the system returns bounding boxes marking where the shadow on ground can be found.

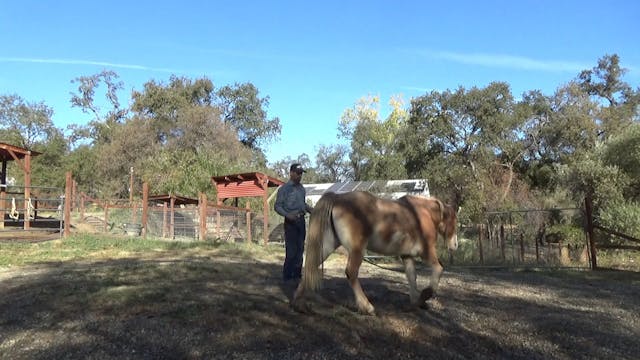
[1,252,639,359]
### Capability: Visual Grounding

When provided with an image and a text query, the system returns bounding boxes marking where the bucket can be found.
[124,223,142,236]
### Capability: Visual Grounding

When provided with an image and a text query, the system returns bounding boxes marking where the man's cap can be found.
[290,163,306,173]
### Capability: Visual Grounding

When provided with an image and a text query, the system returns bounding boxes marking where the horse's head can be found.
[439,204,458,251]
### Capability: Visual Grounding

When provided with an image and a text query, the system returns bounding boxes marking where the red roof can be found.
[0,142,42,160]
[211,172,284,200]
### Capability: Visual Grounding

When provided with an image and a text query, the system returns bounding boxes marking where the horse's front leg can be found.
[346,249,375,315]
[419,243,444,304]
[401,256,420,305]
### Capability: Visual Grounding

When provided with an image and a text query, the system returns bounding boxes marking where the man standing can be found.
[275,163,313,284]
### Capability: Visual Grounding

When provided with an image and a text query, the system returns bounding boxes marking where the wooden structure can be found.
[147,193,199,239]
[0,142,42,230]
[212,172,284,245]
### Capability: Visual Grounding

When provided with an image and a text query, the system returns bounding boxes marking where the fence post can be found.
[263,192,269,246]
[80,193,85,220]
[170,196,175,240]
[500,224,506,261]
[141,182,149,238]
[199,192,207,241]
[245,203,251,243]
[0,188,4,230]
[24,152,31,230]
[585,195,598,269]
[162,202,168,238]
[64,171,72,237]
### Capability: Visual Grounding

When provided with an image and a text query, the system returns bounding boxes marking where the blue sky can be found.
[1,0,639,165]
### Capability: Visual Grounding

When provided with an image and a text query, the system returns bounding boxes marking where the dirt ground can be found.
[1,247,639,360]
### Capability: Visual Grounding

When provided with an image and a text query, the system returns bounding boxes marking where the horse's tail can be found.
[302,192,336,292]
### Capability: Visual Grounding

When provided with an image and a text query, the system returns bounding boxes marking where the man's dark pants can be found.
[283,218,305,281]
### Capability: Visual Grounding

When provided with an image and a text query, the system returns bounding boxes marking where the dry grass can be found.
[1,235,639,359]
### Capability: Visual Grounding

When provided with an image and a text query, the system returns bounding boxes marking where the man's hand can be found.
[285,211,301,221]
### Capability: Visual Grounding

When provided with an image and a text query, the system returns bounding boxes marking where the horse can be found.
[291,191,458,315]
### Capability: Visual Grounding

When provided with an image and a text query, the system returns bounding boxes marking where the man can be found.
[274,163,313,284]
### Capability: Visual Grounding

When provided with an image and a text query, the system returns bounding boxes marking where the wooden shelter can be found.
[0,142,42,230]
[147,194,200,239]
[211,172,284,244]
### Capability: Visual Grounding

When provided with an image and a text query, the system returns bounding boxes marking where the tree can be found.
[216,83,282,152]
[0,94,68,187]
[314,144,350,182]
[0,94,57,149]
[131,76,215,144]
[404,83,518,212]
[339,95,408,180]
[270,154,322,183]
[69,70,127,145]
[577,54,639,140]
[601,123,640,200]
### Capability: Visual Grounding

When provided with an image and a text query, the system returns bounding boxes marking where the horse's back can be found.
[327,191,427,255]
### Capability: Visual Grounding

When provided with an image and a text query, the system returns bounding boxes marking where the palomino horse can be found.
[291,191,458,315]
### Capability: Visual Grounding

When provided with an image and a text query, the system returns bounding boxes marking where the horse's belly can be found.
[368,231,421,256]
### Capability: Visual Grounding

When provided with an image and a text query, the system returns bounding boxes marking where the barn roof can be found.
[0,142,42,161]
[211,172,284,200]
[148,194,199,206]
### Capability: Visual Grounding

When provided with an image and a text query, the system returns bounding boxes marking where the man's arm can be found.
[274,185,288,217]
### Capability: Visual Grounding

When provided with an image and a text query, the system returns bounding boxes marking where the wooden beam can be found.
[24,152,31,230]
[141,182,149,238]
[64,172,72,237]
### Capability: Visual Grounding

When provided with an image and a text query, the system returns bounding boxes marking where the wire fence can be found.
[446,207,591,269]
[76,193,277,243]
[0,185,64,237]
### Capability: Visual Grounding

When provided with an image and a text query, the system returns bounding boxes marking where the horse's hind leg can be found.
[346,249,375,315]
[401,256,420,305]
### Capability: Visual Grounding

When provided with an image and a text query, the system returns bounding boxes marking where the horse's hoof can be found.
[419,287,434,303]
[291,300,313,314]
[357,305,376,316]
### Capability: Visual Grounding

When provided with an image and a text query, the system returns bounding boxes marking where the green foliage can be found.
[69,70,127,145]
[546,224,585,246]
[2,54,639,257]
[216,82,282,152]
[560,155,628,209]
[404,82,520,210]
[0,94,57,149]
[30,129,68,188]
[340,95,408,180]
[598,200,640,244]
[314,144,351,182]
[131,76,215,144]
[601,123,640,200]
